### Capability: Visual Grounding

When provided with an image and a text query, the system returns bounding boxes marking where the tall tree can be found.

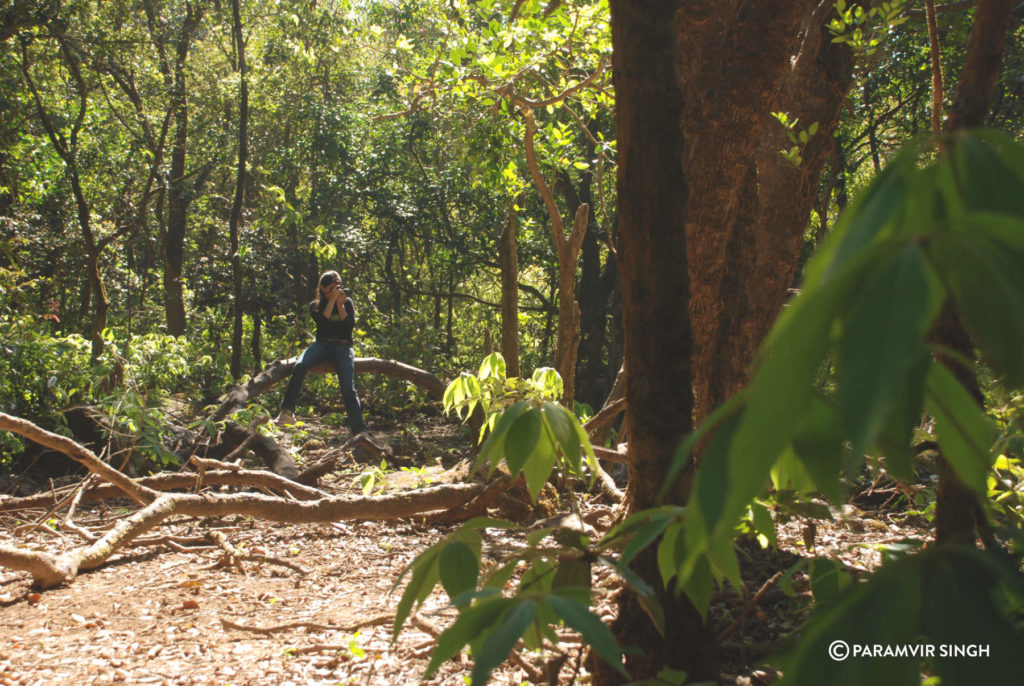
[603,0,714,681]
[19,25,112,360]
[931,0,1015,545]
[143,0,205,336]
[604,0,866,681]
[228,0,250,378]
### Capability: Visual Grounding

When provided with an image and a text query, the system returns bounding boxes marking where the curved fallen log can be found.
[0,411,492,588]
[207,356,450,479]
[213,356,447,420]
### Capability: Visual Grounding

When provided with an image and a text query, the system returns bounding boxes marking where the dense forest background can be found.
[1,0,1022,430]
[3,1,1024,684]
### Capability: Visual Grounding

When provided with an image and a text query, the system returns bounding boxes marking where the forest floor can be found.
[0,409,932,686]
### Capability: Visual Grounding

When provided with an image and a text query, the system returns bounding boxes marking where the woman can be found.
[276,270,367,433]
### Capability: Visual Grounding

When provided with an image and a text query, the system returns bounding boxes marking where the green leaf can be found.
[504,406,542,476]
[837,243,935,459]
[551,557,592,590]
[440,541,480,602]
[393,546,442,641]
[779,547,1024,686]
[807,558,851,606]
[950,133,1024,216]
[483,560,518,590]
[478,352,506,381]
[922,548,1024,685]
[926,362,994,494]
[520,439,557,501]
[426,598,511,678]
[789,395,845,504]
[778,555,923,686]
[928,230,1024,387]
[620,510,676,566]
[470,600,537,685]
[540,402,581,473]
[679,553,714,619]
[807,148,911,287]
[548,594,627,675]
[478,401,530,472]
[657,522,685,587]
[750,501,776,548]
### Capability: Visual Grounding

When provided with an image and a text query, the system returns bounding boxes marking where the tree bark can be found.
[713,0,857,416]
[600,2,716,683]
[942,0,1013,132]
[679,0,820,424]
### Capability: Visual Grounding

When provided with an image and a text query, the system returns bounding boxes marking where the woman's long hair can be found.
[313,270,342,307]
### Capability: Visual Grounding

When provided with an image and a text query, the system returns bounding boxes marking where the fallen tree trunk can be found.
[0,411,491,588]
[207,357,450,479]
[0,468,326,512]
[214,356,447,420]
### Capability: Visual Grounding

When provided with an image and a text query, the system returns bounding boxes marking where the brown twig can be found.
[220,613,395,637]
[717,572,784,641]
[207,530,308,575]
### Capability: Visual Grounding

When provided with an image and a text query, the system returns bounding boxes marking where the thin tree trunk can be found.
[932,0,1014,546]
[522,111,587,407]
[160,2,204,336]
[499,198,521,378]
[229,0,249,379]
[19,32,109,361]
[925,0,945,133]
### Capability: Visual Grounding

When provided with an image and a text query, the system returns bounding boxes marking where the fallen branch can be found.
[0,468,327,512]
[584,397,626,441]
[591,445,627,464]
[220,613,395,636]
[207,530,307,574]
[213,356,447,421]
[0,413,158,505]
[0,411,499,588]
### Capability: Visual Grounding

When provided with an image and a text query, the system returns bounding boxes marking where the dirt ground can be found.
[0,412,930,685]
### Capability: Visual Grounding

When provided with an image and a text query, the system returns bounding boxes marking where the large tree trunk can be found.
[600,2,715,683]
[679,0,818,424]
[604,1,864,682]
[716,1,857,413]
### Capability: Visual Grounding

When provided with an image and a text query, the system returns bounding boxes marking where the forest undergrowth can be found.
[0,407,934,686]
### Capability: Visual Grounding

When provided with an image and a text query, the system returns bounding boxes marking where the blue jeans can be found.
[280,341,365,432]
